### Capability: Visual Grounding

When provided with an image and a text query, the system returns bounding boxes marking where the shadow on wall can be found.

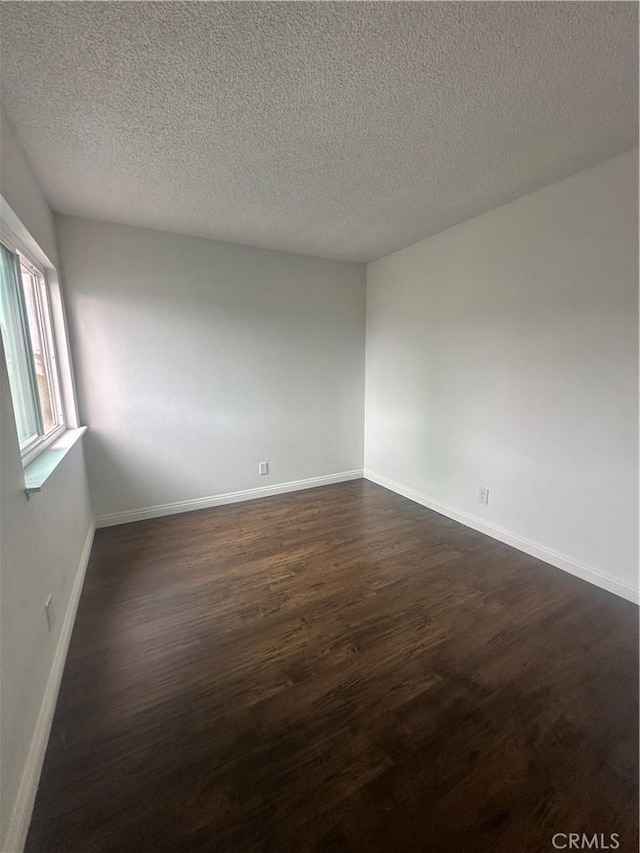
[83,431,223,518]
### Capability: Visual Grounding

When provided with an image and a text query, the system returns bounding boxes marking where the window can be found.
[0,239,65,464]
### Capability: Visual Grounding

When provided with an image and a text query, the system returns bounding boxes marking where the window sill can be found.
[24,426,87,494]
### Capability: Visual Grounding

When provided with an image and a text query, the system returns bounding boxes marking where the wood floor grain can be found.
[26,480,638,853]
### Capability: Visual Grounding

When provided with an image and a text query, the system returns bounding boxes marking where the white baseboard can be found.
[364,469,639,605]
[3,521,95,853]
[95,470,364,528]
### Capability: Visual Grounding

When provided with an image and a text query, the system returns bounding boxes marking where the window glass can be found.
[20,260,58,433]
[0,238,65,461]
[0,242,40,446]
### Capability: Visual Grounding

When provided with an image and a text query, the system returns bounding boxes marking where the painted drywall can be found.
[0,108,93,849]
[0,108,58,266]
[365,149,639,599]
[55,216,366,520]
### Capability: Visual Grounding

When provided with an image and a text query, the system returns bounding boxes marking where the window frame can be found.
[0,228,67,467]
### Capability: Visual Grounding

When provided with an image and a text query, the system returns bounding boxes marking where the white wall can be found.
[55,216,366,521]
[0,109,93,849]
[365,149,639,601]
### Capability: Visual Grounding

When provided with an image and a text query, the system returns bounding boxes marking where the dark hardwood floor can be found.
[26,480,638,853]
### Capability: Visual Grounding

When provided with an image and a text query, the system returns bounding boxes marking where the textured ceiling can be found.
[0,2,637,263]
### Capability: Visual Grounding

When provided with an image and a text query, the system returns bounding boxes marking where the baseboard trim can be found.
[95,470,364,528]
[3,521,96,853]
[364,469,639,605]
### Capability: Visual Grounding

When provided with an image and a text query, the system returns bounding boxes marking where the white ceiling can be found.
[0,2,637,263]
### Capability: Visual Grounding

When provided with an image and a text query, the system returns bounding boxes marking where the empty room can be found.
[0,2,638,852]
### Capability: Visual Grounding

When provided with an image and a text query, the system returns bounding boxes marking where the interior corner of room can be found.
[0,3,638,852]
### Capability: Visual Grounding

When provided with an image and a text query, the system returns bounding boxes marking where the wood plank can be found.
[26,480,638,852]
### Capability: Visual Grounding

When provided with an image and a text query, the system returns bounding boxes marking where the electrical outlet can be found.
[478,487,489,505]
[45,595,55,631]
[258,462,269,476]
